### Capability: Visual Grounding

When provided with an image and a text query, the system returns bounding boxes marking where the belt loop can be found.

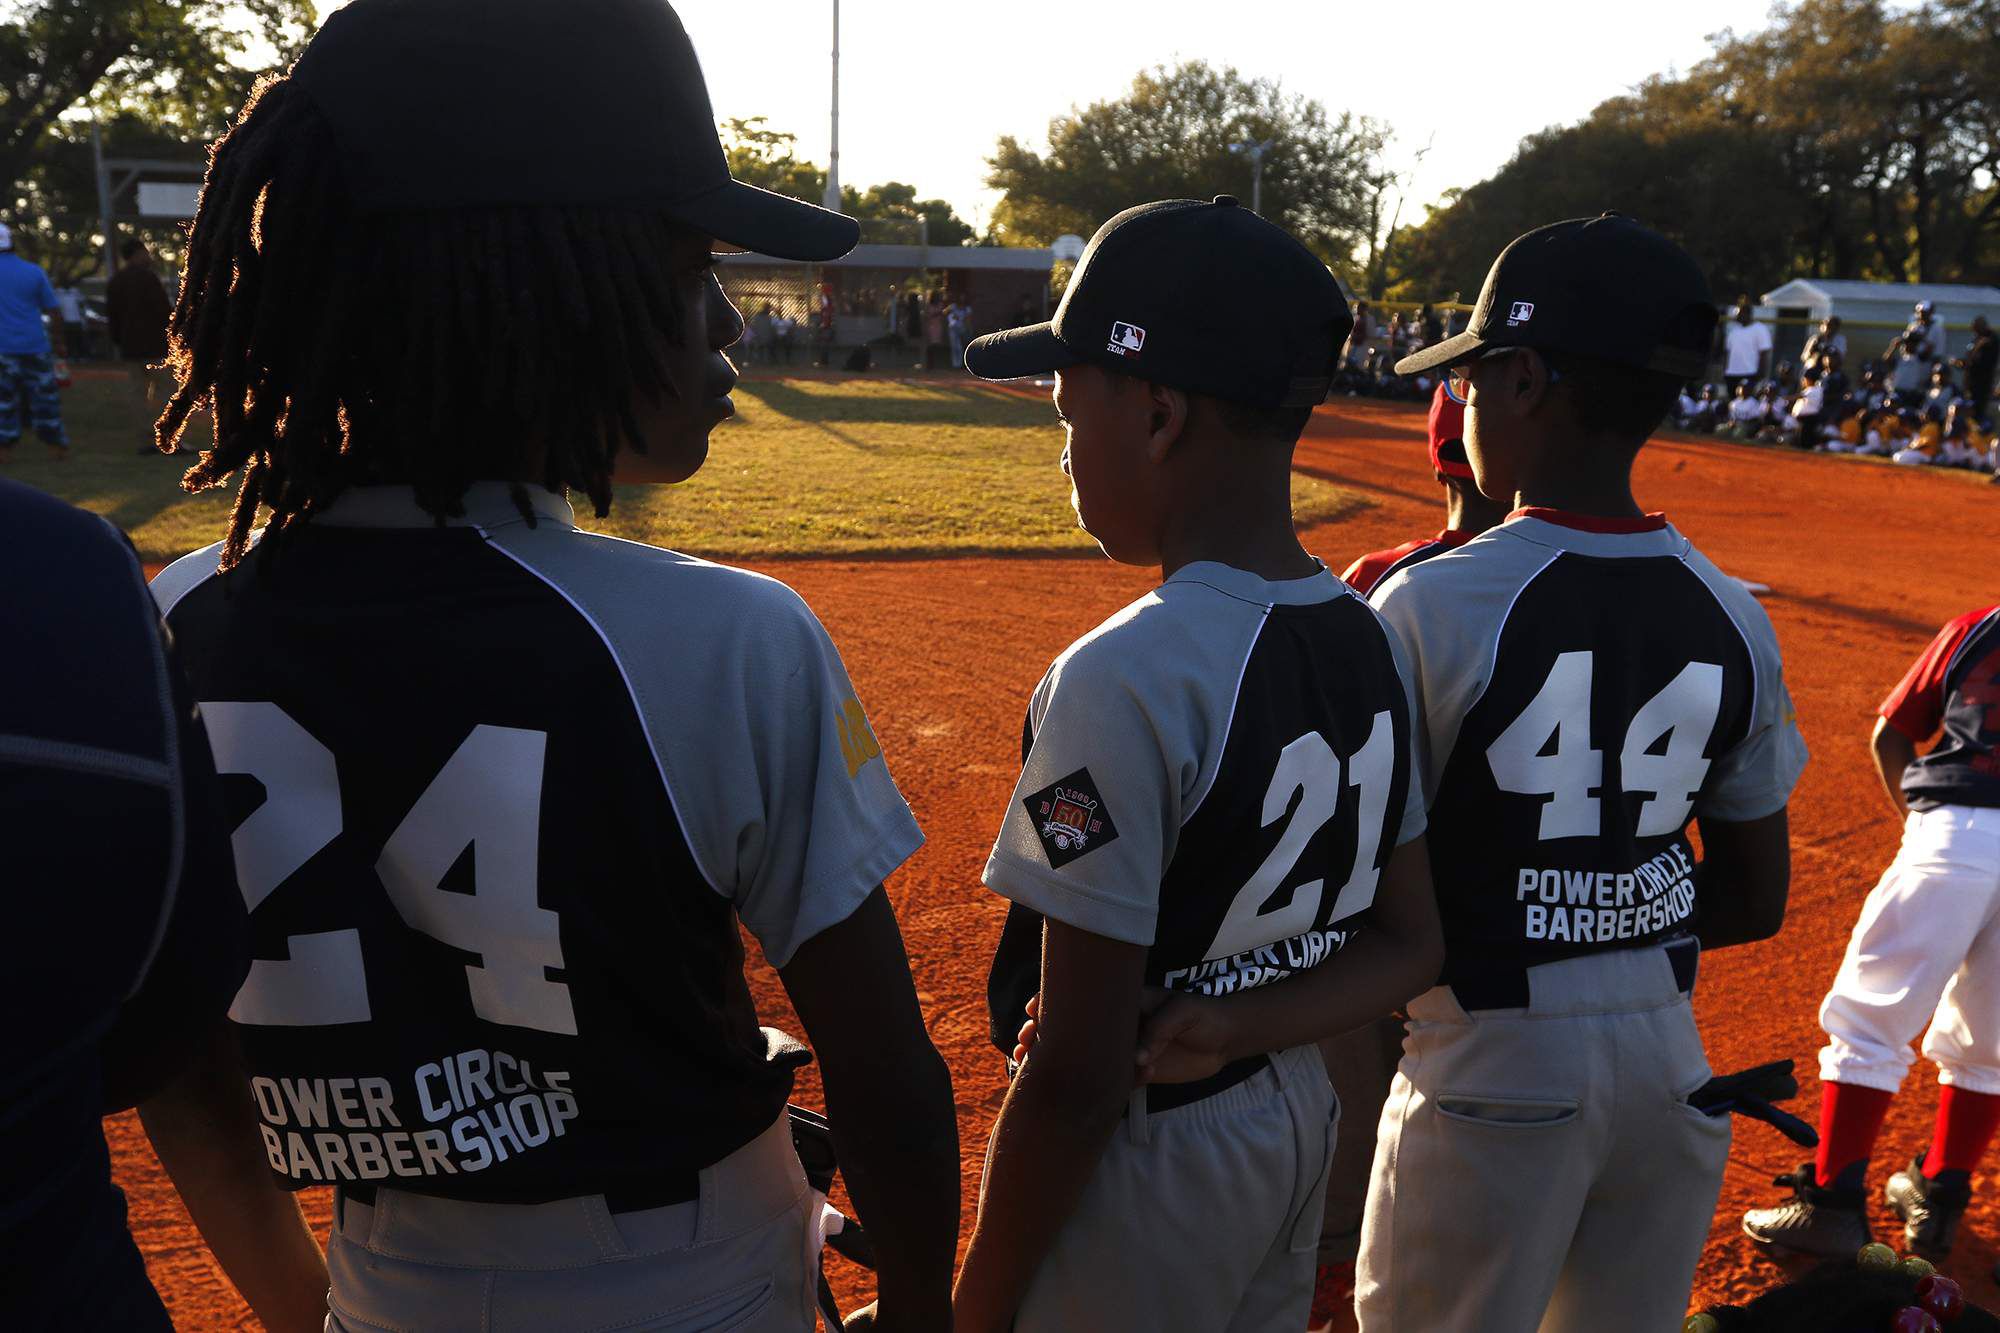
[1126,1086,1150,1145]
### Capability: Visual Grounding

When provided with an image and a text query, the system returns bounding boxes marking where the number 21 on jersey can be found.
[203,702,577,1035]
[1204,710,1396,962]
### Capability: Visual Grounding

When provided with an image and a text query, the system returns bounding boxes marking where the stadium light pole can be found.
[1230,138,1274,216]
[822,0,841,213]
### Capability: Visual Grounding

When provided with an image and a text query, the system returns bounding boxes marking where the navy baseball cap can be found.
[291,0,859,262]
[1395,214,1716,381]
[965,196,1351,411]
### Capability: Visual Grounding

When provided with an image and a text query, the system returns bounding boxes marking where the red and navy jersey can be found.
[1341,529,1476,597]
[1880,605,2000,811]
[151,484,920,1204]
[984,562,1425,1053]
[1371,511,1806,984]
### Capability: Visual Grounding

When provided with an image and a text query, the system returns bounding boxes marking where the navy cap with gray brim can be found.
[966,196,1352,412]
[291,0,858,263]
[1396,213,1716,380]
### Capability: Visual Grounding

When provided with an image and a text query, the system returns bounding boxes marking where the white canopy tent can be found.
[1758,278,2000,364]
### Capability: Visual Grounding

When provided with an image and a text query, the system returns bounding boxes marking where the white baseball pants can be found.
[1355,946,1728,1333]
[323,1111,822,1332]
[1820,804,2000,1095]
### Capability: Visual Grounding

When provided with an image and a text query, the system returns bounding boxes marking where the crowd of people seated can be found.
[1328,301,1466,400]
[1673,302,1999,480]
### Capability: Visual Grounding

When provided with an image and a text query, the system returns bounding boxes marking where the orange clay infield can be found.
[116,394,1997,1326]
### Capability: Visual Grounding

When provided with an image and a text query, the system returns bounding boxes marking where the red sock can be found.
[1816,1082,1896,1189]
[1923,1085,2000,1178]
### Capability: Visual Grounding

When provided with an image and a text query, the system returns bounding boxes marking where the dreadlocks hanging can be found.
[161,75,692,570]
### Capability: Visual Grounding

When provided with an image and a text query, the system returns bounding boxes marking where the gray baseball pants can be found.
[323,1111,823,1332]
[1355,946,1729,1333]
[1010,1041,1336,1332]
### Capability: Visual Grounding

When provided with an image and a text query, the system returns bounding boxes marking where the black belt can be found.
[997,1050,1273,1116]
[1145,1053,1271,1114]
[338,1171,700,1216]
[1447,938,1700,1013]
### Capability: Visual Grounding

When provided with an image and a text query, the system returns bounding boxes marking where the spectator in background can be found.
[1790,364,1826,448]
[922,290,946,370]
[0,222,68,461]
[1721,378,1767,437]
[1723,296,1772,395]
[1759,382,1795,441]
[1953,314,1995,425]
[946,295,971,369]
[1346,300,1373,367]
[107,240,180,455]
[1419,301,1443,346]
[1924,362,1962,420]
[1691,382,1723,432]
[1819,348,1851,417]
[771,308,796,364]
[749,302,775,364]
[1802,315,1847,367]
[904,290,923,346]
[1857,362,1891,414]
[54,284,85,356]
[1675,382,1701,427]
[1937,402,1989,471]
[1822,401,1865,453]
[813,280,835,367]
[1893,302,1941,403]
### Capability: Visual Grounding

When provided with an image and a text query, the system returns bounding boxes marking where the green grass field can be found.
[14,372,1365,564]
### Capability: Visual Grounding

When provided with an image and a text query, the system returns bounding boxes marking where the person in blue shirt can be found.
[0,222,70,459]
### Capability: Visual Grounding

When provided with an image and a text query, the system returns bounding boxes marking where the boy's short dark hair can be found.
[1213,395,1315,446]
[1540,350,1683,443]
[119,239,148,260]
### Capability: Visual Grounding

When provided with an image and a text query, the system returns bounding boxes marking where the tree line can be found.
[5,0,1995,303]
[1386,0,2000,302]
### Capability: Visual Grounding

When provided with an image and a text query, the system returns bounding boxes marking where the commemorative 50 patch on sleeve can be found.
[1023,767,1119,868]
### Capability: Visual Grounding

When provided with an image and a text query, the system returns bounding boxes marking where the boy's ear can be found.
[1143,383,1189,464]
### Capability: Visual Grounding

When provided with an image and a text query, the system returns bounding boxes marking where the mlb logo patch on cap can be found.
[1107,321,1146,357]
[1508,301,1535,325]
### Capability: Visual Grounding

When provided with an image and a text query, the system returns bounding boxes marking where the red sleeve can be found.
[1340,552,1389,593]
[1879,607,1997,740]
[1341,540,1426,596]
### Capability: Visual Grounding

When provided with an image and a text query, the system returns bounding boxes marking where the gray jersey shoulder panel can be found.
[1371,529,1564,806]
[149,539,226,619]
[479,523,923,965]
[991,580,1284,946]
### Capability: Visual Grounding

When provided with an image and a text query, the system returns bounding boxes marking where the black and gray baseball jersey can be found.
[151,482,921,1204]
[1369,510,1807,989]
[984,561,1425,1055]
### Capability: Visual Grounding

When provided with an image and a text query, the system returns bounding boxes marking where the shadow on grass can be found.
[738,379,1053,429]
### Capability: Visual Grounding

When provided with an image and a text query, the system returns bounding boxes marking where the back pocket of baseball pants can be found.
[645,1276,775,1332]
[1434,1094,1579,1128]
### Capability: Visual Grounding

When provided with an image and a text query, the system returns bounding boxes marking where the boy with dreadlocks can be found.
[142,2,958,1330]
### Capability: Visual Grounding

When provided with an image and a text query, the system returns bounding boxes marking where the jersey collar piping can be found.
[1165,558,1344,607]
[1507,507,1668,533]
[312,481,576,532]
[1494,511,1687,561]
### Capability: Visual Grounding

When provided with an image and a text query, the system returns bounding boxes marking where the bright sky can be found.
[312,0,1779,237]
